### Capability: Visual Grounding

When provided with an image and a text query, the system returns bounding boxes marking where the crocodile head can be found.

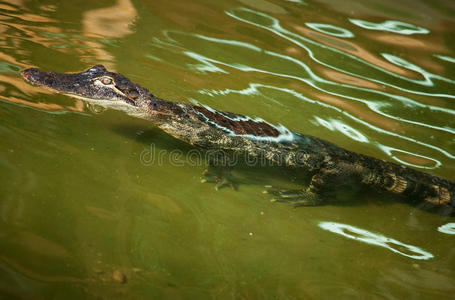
[21,64,150,108]
[21,65,183,124]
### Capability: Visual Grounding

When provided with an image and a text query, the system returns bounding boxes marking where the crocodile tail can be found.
[420,184,453,207]
[360,164,455,208]
[388,172,454,208]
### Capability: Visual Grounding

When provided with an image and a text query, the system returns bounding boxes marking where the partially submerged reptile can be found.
[21,65,455,212]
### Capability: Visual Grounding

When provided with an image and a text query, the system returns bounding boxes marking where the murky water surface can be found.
[0,0,454,298]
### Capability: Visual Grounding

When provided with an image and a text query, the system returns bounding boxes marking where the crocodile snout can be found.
[21,68,59,87]
[21,68,41,84]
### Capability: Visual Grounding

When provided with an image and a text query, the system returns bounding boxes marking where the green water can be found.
[1,0,455,298]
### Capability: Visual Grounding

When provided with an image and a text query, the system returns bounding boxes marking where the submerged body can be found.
[21,65,455,211]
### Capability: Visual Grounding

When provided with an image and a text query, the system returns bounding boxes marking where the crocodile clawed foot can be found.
[201,168,236,191]
[263,186,322,207]
[215,177,236,191]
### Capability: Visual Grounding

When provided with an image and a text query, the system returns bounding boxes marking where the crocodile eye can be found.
[99,76,113,85]
[128,89,139,99]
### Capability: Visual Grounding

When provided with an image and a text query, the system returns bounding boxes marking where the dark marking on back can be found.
[194,106,280,137]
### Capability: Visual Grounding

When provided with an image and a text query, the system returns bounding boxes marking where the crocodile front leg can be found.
[200,154,236,190]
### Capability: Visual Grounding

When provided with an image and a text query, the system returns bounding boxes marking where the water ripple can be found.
[437,223,455,235]
[150,27,455,161]
[349,19,430,35]
[305,23,354,38]
[318,221,434,260]
[435,54,455,64]
[226,8,455,99]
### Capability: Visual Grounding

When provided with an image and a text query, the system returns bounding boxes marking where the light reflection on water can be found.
[349,19,430,35]
[305,22,355,38]
[438,223,455,235]
[145,22,455,165]
[0,0,454,298]
[318,221,434,260]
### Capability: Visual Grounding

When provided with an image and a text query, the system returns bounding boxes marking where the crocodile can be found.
[21,65,455,213]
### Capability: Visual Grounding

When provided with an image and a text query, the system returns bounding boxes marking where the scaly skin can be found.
[21,65,455,211]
